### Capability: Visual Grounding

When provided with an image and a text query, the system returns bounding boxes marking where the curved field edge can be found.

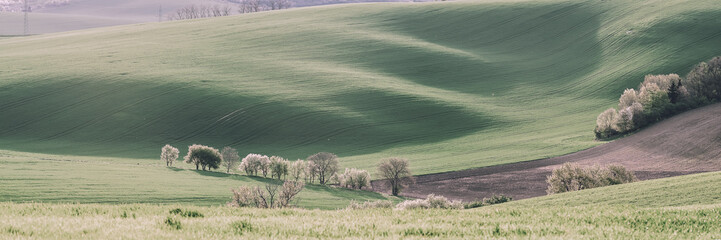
[1,0,721,176]
[2,171,721,239]
[0,150,400,209]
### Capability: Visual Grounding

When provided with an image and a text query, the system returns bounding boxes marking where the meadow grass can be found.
[2,171,721,239]
[0,150,399,209]
[2,0,721,176]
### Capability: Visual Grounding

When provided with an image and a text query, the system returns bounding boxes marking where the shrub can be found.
[164,217,182,230]
[642,90,671,122]
[334,168,371,190]
[395,199,430,210]
[594,108,619,139]
[464,201,485,209]
[231,220,254,235]
[306,152,339,184]
[685,56,721,102]
[395,194,463,210]
[228,186,258,208]
[169,208,204,218]
[378,157,415,196]
[346,200,394,210]
[161,144,180,167]
[168,208,182,215]
[482,194,512,206]
[278,180,305,208]
[269,156,289,180]
[239,153,269,176]
[228,181,304,208]
[618,88,640,110]
[546,163,637,194]
[604,164,638,185]
[183,144,222,171]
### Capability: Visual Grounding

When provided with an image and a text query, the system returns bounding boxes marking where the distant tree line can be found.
[167,0,291,21]
[167,4,233,21]
[595,56,721,139]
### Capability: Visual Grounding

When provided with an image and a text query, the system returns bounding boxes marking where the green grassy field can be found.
[2,170,720,239]
[0,150,399,209]
[2,0,721,176]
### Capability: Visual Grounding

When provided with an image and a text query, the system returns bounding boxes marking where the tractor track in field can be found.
[372,103,721,201]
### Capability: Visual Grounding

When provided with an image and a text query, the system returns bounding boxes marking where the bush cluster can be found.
[464,194,513,209]
[228,181,305,208]
[269,156,290,180]
[345,200,394,210]
[333,168,371,190]
[546,163,637,194]
[395,194,463,210]
[595,56,721,139]
[184,144,222,171]
[168,208,204,218]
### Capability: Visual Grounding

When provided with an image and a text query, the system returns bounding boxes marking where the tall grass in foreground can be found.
[0,202,719,239]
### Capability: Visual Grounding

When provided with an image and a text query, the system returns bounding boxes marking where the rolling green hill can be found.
[1,0,721,175]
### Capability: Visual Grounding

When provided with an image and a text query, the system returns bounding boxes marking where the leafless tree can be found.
[267,0,291,10]
[237,0,264,13]
[278,181,304,207]
[169,4,232,21]
[378,157,415,196]
[221,146,240,173]
[306,152,339,184]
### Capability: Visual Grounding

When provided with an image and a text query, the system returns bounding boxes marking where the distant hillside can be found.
[1,0,721,175]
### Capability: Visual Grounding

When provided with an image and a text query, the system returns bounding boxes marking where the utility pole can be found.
[158,5,162,22]
[23,0,29,35]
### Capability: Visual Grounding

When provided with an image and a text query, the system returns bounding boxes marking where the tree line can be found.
[160,144,415,202]
[595,56,721,139]
[167,0,291,21]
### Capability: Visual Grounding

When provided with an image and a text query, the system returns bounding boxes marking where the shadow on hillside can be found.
[191,169,282,183]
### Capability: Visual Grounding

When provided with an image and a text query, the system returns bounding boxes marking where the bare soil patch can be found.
[372,103,721,201]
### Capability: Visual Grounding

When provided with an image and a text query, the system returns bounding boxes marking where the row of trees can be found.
[595,56,721,139]
[168,4,233,20]
[229,0,291,13]
[167,0,291,21]
[160,145,415,196]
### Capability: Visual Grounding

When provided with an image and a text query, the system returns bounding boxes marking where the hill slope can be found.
[376,102,721,201]
[1,0,721,175]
